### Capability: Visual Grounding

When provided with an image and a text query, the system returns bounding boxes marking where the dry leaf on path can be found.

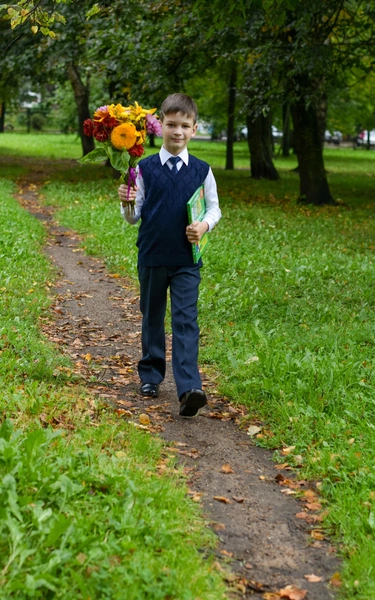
[247,425,262,436]
[191,493,203,502]
[279,585,307,599]
[213,495,232,504]
[221,464,234,474]
[263,593,281,600]
[304,574,323,582]
[233,496,245,503]
[296,512,308,520]
[329,572,342,587]
[275,463,290,470]
[139,413,151,425]
[305,502,322,511]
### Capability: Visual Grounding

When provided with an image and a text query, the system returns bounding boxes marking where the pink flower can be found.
[146,113,162,136]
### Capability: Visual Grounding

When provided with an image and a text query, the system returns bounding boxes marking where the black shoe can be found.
[179,389,207,417]
[140,383,159,398]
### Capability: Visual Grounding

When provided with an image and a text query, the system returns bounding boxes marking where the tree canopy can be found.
[1,0,375,204]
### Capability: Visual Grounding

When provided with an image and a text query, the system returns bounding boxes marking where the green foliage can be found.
[0,419,224,599]
[0,179,66,382]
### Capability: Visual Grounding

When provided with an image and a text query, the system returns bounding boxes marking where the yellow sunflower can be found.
[111,123,137,150]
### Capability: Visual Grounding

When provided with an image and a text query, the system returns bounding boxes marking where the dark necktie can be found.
[169,156,180,175]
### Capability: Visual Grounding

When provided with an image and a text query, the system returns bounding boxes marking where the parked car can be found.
[324,130,343,145]
[272,125,283,142]
[240,125,283,142]
[357,130,375,146]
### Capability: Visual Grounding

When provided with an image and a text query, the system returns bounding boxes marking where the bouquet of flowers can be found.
[79,102,162,213]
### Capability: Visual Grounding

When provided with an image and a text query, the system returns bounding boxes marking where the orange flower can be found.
[111,123,137,150]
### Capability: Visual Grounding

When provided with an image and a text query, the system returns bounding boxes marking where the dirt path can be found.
[16,173,340,600]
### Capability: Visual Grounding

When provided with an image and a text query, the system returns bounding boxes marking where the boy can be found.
[118,93,221,417]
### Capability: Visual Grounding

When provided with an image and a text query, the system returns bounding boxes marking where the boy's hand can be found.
[186,221,209,243]
[118,184,137,205]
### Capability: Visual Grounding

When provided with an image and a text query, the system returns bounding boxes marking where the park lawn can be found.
[0,179,226,599]
[1,133,375,598]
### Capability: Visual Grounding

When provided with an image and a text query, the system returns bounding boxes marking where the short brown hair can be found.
[160,93,198,123]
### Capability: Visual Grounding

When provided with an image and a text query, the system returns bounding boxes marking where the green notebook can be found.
[186,185,209,264]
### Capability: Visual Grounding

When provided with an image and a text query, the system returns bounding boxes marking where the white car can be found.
[324,130,343,144]
[240,125,282,141]
[357,130,375,145]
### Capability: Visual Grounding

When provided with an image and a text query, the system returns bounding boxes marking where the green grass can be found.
[0,133,83,160]
[2,134,375,598]
[0,179,226,599]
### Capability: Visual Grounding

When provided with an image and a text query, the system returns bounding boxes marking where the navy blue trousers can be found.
[137,265,202,398]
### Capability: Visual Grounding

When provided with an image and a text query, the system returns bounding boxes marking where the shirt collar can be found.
[160,146,189,166]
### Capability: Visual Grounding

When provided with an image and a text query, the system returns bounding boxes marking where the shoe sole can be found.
[140,390,159,398]
[179,391,207,417]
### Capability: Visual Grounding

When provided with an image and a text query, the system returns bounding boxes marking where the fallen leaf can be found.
[115,451,127,459]
[76,552,87,564]
[236,582,247,594]
[191,493,203,502]
[281,446,296,456]
[329,572,342,587]
[296,512,308,520]
[233,496,245,503]
[275,463,290,470]
[304,574,323,583]
[245,355,259,363]
[247,425,262,436]
[139,413,151,425]
[221,464,234,474]
[220,549,233,557]
[178,449,201,458]
[263,594,281,600]
[311,530,325,540]
[302,489,318,501]
[305,502,322,511]
[213,495,232,504]
[279,584,307,599]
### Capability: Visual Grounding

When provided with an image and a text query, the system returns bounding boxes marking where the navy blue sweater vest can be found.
[136,154,210,267]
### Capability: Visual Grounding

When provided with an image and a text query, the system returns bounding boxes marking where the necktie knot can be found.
[169,156,180,174]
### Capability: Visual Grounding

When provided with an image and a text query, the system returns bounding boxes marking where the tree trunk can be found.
[246,113,279,180]
[67,63,95,156]
[0,102,5,133]
[291,99,335,205]
[225,64,237,170]
[282,102,290,157]
[316,93,327,147]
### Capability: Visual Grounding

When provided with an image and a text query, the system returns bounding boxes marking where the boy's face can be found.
[161,112,198,155]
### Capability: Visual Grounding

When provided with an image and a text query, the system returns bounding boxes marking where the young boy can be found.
[118,93,221,417]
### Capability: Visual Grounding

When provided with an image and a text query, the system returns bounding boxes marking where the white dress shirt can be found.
[121,146,221,231]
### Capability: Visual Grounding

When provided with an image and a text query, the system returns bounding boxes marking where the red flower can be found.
[128,143,145,157]
[83,119,94,137]
[92,122,110,142]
